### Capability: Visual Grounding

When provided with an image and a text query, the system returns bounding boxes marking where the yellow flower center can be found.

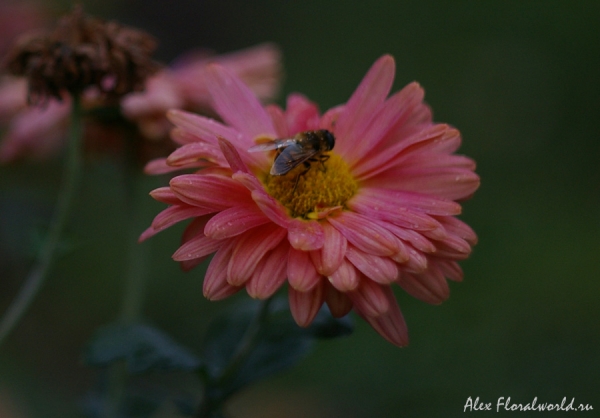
[263,152,358,219]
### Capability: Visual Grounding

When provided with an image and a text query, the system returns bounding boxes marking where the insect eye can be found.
[324,130,335,150]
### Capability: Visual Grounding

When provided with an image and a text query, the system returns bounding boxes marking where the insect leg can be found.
[318,154,330,172]
[292,161,312,193]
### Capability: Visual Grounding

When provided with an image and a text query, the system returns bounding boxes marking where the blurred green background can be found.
[1,0,599,417]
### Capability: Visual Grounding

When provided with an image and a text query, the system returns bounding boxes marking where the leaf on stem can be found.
[201,296,353,400]
[83,322,202,374]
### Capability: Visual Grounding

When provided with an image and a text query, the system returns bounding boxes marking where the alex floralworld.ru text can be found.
[464,396,593,412]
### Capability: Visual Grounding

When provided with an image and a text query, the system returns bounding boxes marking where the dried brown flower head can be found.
[4,5,160,104]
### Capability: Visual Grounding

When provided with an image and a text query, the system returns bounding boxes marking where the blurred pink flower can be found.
[121,43,282,140]
[141,55,480,347]
[0,77,70,162]
[0,43,281,163]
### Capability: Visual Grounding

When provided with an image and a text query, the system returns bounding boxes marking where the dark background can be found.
[1,0,599,417]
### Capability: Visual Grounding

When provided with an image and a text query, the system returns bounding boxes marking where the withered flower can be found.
[4,5,159,104]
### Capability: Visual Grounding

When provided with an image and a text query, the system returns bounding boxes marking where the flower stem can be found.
[196,298,273,418]
[0,95,83,347]
[217,298,272,385]
[101,140,156,418]
[119,172,154,323]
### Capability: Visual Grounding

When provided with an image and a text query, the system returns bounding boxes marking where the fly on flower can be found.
[248,129,335,191]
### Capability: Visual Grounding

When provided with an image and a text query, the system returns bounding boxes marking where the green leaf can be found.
[83,322,202,374]
[201,296,353,400]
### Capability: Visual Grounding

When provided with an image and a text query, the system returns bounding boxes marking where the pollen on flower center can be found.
[263,152,358,219]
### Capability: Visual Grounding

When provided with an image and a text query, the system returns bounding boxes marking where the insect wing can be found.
[248,138,295,152]
[271,143,318,175]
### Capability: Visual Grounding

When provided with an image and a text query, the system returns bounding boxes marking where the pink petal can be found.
[353,124,449,180]
[231,171,265,193]
[167,109,240,146]
[177,216,215,270]
[175,43,282,106]
[149,187,181,205]
[345,82,425,167]
[356,287,409,347]
[181,216,211,243]
[436,259,464,282]
[324,282,353,318]
[166,142,225,167]
[246,242,290,299]
[401,126,462,156]
[288,219,325,251]
[421,225,448,241]
[285,94,321,134]
[171,214,218,261]
[246,190,290,229]
[375,95,433,154]
[347,278,390,317]
[327,211,398,256]
[375,167,481,201]
[289,283,325,327]
[172,233,222,261]
[345,245,399,284]
[400,245,429,273]
[429,242,472,260]
[358,187,462,216]
[433,234,472,256]
[227,223,287,286]
[140,205,215,241]
[437,216,478,245]
[217,136,251,174]
[353,82,432,152]
[206,64,276,142]
[179,257,208,272]
[328,258,359,292]
[309,221,347,276]
[396,267,449,305]
[390,237,410,263]
[265,104,288,137]
[138,226,159,242]
[398,152,477,172]
[230,172,291,228]
[169,114,270,167]
[335,55,396,159]
[372,219,436,253]
[319,104,344,132]
[169,127,205,146]
[144,158,182,175]
[204,240,242,300]
[347,192,444,231]
[287,247,321,291]
[204,204,270,240]
[207,282,242,301]
[170,174,252,209]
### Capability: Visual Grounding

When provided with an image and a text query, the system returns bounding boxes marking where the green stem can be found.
[0,95,83,348]
[217,298,272,385]
[197,298,273,418]
[119,173,154,323]
[102,141,156,418]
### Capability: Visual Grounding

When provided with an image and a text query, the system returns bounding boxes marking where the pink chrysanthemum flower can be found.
[141,55,480,346]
